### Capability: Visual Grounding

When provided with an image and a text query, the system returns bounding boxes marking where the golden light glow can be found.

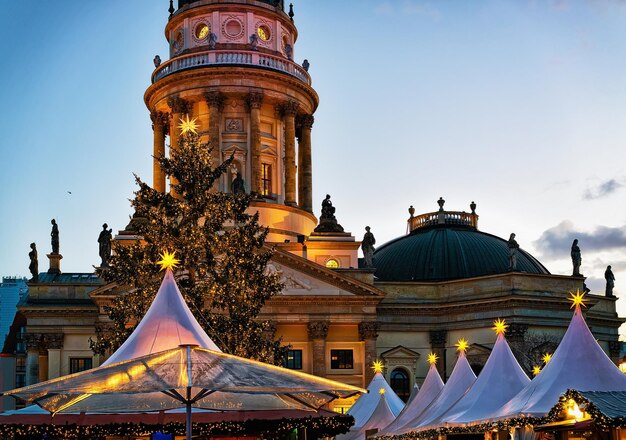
[492,318,508,336]
[427,352,439,365]
[542,352,552,364]
[532,365,541,376]
[178,115,198,135]
[619,361,626,374]
[455,338,469,354]
[157,251,180,271]
[257,26,270,41]
[565,399,589,422]
[325,258,339,269]
[379,387,386,395]
[372,360,384,374]
[569,289,587,309]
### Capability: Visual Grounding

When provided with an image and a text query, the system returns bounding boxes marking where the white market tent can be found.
[338,392,397,440]
[488,300,626,421]
[396,350,476,435]
[347,371,405,429]
[378,361,444,435]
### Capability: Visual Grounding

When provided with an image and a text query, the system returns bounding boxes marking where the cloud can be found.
[534,220,626,258]
[583,178,623,200]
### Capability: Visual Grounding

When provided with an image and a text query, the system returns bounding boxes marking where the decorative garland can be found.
[546,389,626,431]
[0,415,354,440]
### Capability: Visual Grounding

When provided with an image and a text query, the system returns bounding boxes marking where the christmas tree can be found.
[91,117,286,364]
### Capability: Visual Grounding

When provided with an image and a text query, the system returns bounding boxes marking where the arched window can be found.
[390,368,411,402]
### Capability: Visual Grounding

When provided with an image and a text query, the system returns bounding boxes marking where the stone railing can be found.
[152,50,311,85]
[408,210,478,233]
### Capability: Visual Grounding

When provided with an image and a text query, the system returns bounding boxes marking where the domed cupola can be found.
[373,199,549,282]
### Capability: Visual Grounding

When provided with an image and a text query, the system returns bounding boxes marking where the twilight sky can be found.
[1,1,625,336]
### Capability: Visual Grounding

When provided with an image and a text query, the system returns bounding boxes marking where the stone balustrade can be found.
[408,210,478,233]
[152,50,311,85]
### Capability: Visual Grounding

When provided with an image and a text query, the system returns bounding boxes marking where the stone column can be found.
[359,321,380,385]
[297,115,314,212]
[46,333,64,379]
[205,91,224,169]
[167,96,191,196]
[282,100,299,206]
[246,92,264,195]
[430,329,448,380]
[609,340,621,363]
[307,321,329,377]
[24,333,40,386]
[150,110,169,193]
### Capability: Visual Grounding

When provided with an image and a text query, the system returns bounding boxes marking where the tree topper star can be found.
[542,352,552,364]
[372,360,384,374]
[532,365,541,376]
[492,318,508,336]
[427,352,439,365]
[157,251,180,271]
[178,115,198,135]
[569,289,587,309]
[455,338,469,354]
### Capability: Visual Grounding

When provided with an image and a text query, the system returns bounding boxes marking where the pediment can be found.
[222,143,247,156]
[268,261,361,296]
[381,345,421,361]
[260,144,277,156]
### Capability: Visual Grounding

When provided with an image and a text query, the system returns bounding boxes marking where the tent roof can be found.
[339,393,397,440]
[398,353,476,434]
[490,305,626,420]
[577,391,626,420]
[103,269,220,366]
[379,363,444,435]
[440,333,530,425]
[347,372,405,428]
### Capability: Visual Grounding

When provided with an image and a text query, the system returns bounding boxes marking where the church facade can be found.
[3,0,623,414]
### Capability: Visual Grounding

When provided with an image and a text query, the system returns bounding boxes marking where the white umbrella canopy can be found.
[488,296,626,421]
[347,371,405,429]
[379,359,444,435]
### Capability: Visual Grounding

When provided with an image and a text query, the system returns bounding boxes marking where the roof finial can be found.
[168,0,174,18]
[408,205,415,218]
[437,197,445,212]
[289,3,294,21]
[470,201,476,214]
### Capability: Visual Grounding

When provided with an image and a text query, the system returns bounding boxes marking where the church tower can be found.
[145,0,318,243]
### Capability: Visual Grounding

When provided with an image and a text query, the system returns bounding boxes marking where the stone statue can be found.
[507,233,519,271]
[50,219,59,254]
[470,201,477,214]
[232,172,245,194]
[284,43,293,60]
[437,197,445,212]
[313,194,345,233]
[98,223,113,267]
[153,55,161,68]
[302,59,310,72]
[605,265,615,297]
[362,226,376,269]
[28,243,38,280]
[571,239,582,276]
[208,32,218,49]
[249,33,259,51]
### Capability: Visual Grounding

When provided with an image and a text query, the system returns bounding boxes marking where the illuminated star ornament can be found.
[379,387,386,395]
[542,352,552,365]
[492,318,508,336]
[569,289,587,309]
[427,352,439,365]
[372,360,384,374]
[178,115,198,135]
[532,365,541,376]
[455,338,469,354]
[157,251,180,271]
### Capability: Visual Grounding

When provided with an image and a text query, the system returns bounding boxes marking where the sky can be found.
[0,1,625,336]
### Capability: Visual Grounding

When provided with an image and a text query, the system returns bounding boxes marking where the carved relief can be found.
[307,321,330,340]
[225,118,243,132]
[222,16,245,41]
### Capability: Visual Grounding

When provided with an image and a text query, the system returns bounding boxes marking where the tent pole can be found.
[186,399,192,440]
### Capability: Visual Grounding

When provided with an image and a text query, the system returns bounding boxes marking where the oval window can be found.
[257,25,271,41]
[195,23,209,40]
[224,19,243,38]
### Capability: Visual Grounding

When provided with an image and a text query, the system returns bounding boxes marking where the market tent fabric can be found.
[103,269,220,366]
[440,332,530,425]
[338,393,396,440]
[348,372,405,428]
[379,362,444,435]
[406,383,420,406]
[577,391,626,419]
[489,304,626,421]
[397,352,476,435]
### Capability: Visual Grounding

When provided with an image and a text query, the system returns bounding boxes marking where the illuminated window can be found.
[257,25,271,41]
[195,23,209,40]
[330,350,353,369]
[390,368,411,402]
[261,163,272,196]
[284,349,302,370]
[326,258,339,269]
[70,358,92,374]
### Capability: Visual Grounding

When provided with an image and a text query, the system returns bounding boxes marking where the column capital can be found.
[307,321,330,340]
[298,114,315,130]
[429,329,447,346]
[204,91,225,110]
[280,100,299,116]
[150,110,170,127]
[245,91,264,110]
[167,96,191,114]
[45,333,64,350]
[507,323,529,343]
[24,333,43,351]
[358,321,380,341]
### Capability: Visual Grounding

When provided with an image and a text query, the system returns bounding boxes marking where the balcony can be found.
[408,210,478,233]
[152,49,311,85]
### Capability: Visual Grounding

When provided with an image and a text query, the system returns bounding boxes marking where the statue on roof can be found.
[208,32,218,49]
[153,55,161,68]
[249,33,259,51]
[98,223,113,267]
[362,226,376,269]
[50,219,59,254]
[302,59,310,72]
[507,233,519,271]
[313,194,344,233]
[437,197,445,212]
[232,172,245,194]
[28,243,38,281]
[605,265,615,297]
[571,239,582,277]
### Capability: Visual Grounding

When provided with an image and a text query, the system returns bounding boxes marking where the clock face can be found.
[195,24,209,40]
[257,25,271,41]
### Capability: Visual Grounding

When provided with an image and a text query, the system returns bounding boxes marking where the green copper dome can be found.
[373,225,549,282]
